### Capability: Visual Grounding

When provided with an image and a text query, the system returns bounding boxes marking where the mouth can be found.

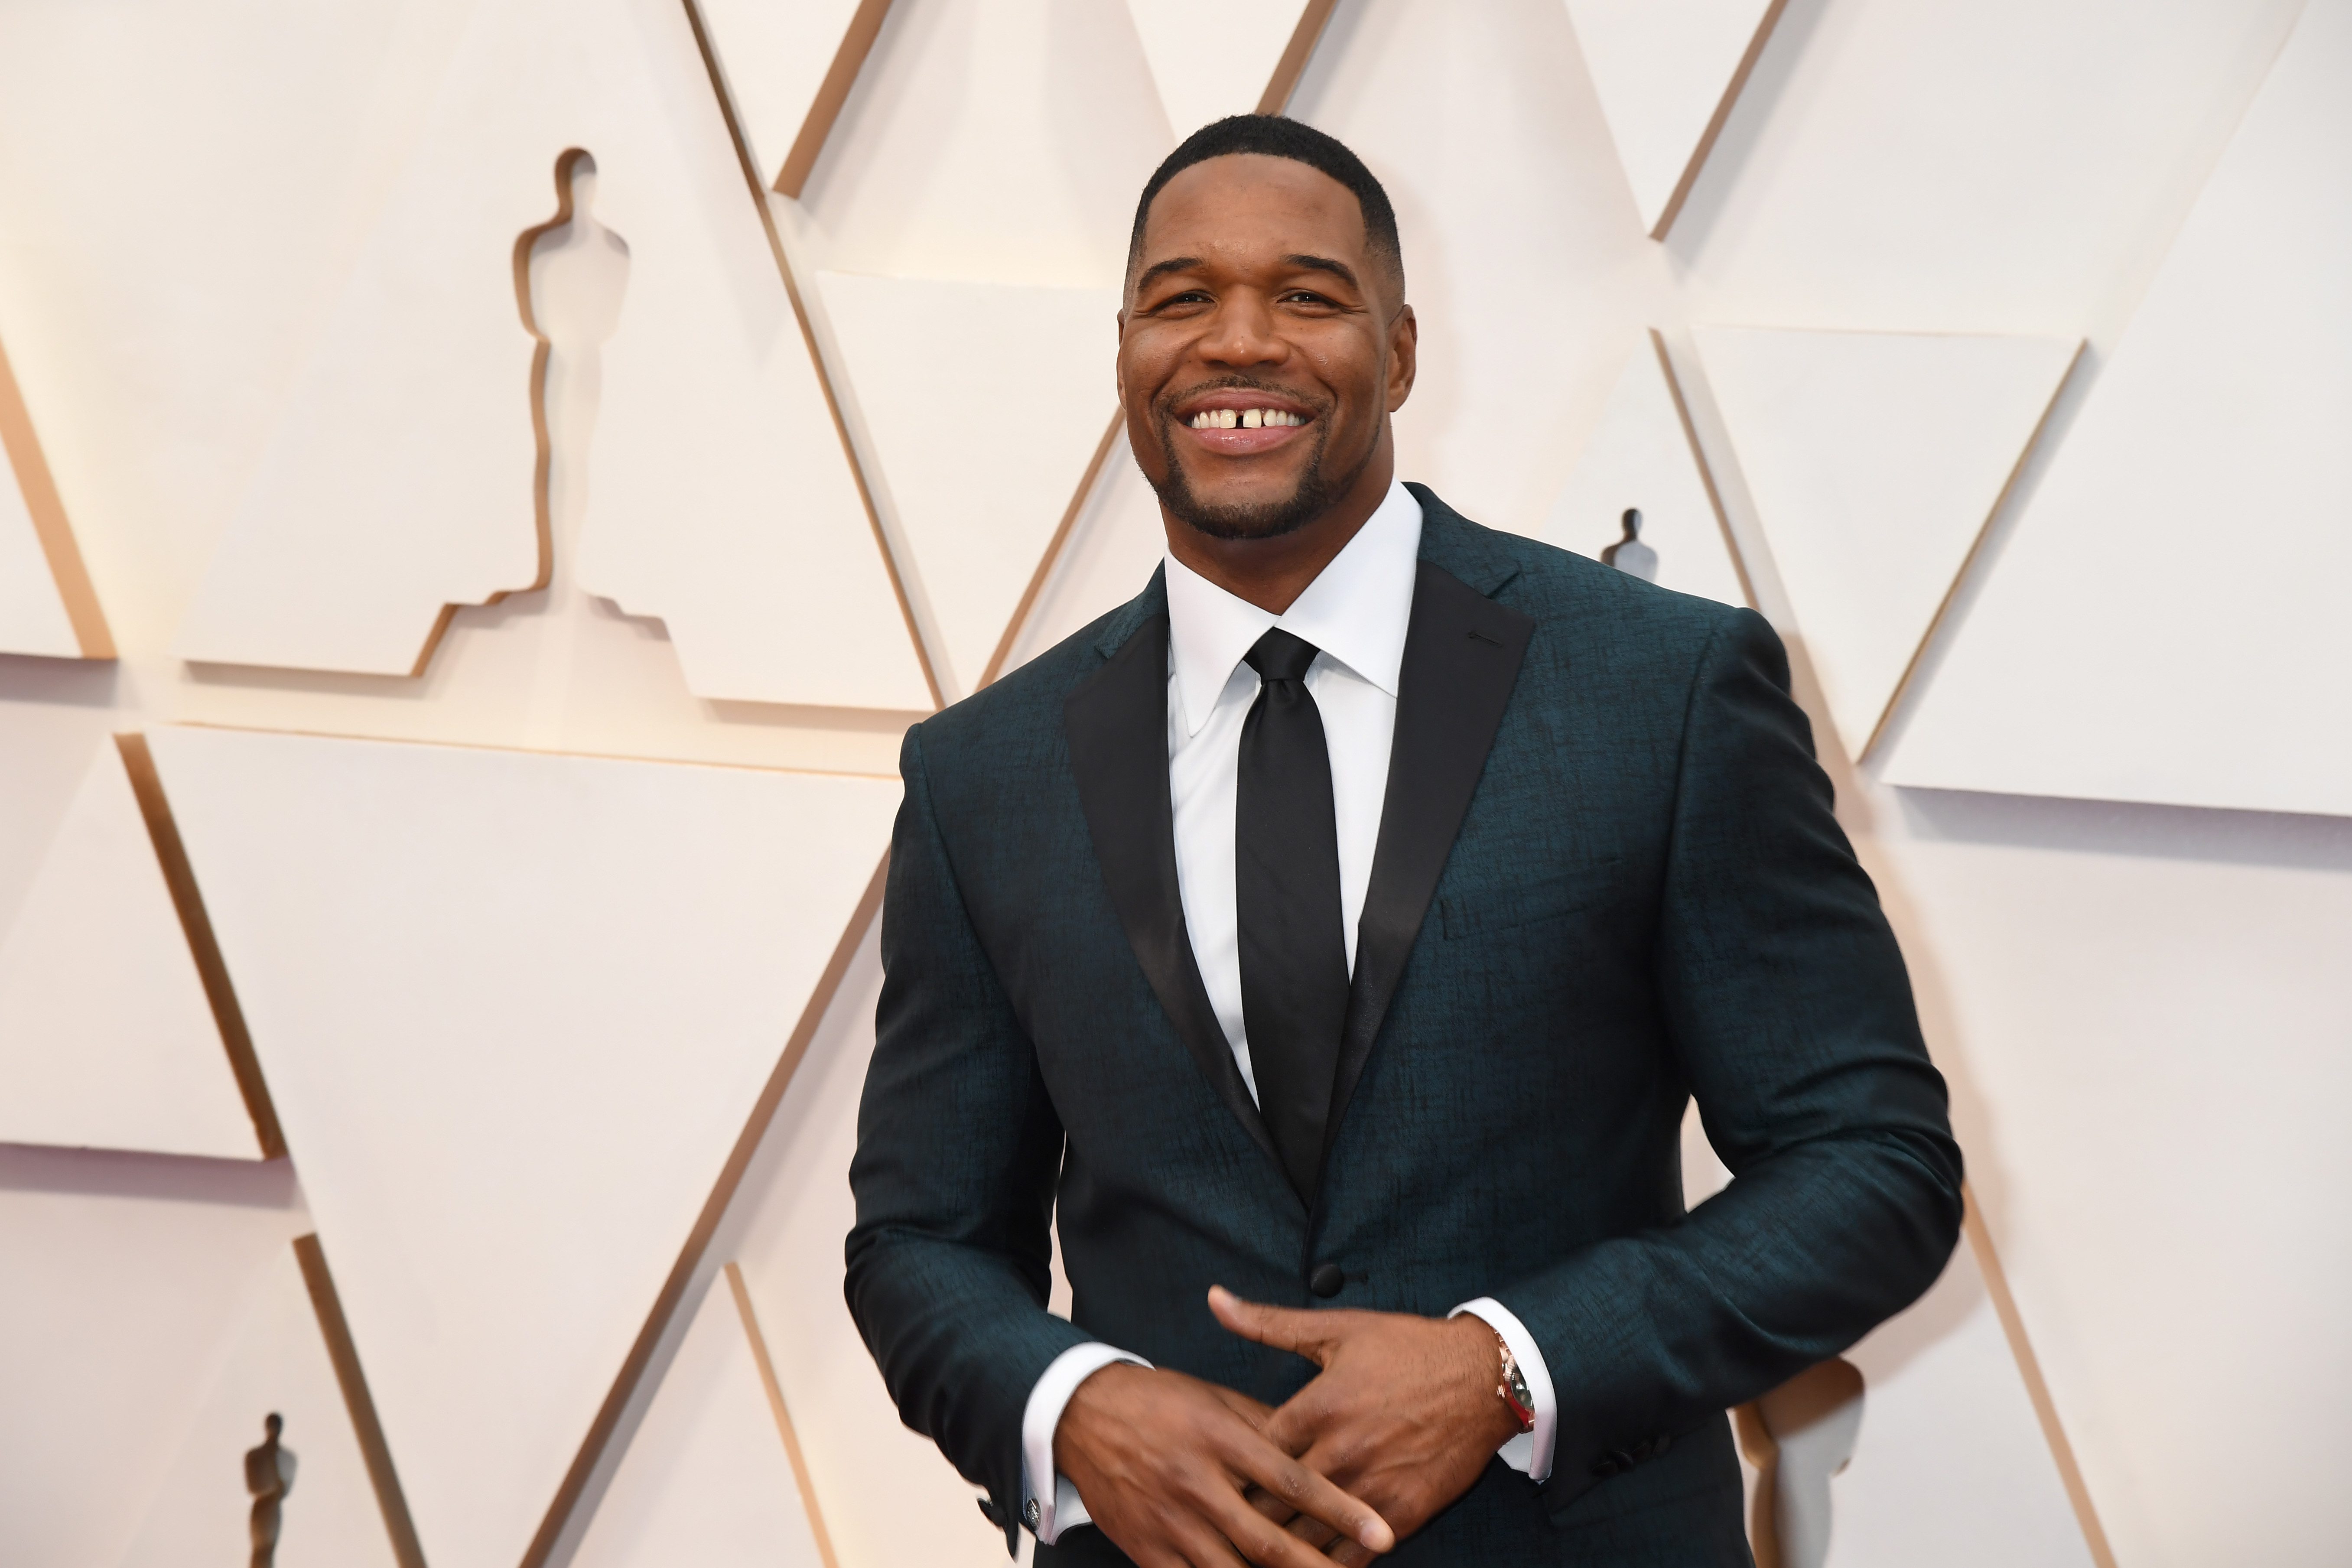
[1169,390,1317,457]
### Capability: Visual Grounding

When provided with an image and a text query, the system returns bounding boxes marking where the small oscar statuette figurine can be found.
[244,1412,298,1568]
[1601,507,1659,582]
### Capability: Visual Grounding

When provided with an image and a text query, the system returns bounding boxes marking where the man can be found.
[846,115,1962,1566]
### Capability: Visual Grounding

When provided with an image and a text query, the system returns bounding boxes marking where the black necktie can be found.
[1236,628,1349,1200]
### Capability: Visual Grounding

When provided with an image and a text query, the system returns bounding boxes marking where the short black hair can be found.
[1126,115,1404,300]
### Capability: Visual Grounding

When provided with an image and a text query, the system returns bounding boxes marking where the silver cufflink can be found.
[1024,1497,1042,1528]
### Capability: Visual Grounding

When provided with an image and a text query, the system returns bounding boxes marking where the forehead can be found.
[1137,153,1370,269]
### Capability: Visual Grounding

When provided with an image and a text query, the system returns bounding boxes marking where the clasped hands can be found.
[1051,1285,1524,1568]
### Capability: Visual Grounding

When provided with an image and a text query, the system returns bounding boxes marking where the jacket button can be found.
[1308,1262,1346,1298]
[1591,1448,1634,1478]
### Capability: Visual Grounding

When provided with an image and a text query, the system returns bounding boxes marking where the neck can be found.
[1161,435,1395,614]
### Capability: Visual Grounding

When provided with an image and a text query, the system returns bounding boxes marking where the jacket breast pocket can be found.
[1439,858,1623,940]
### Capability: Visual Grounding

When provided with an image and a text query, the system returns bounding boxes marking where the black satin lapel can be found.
[1322,562,1533,1166]
[1064,614,1283,1172]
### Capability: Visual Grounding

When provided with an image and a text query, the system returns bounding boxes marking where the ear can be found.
[1386,304,1418,412]
[1114,317,1130,413]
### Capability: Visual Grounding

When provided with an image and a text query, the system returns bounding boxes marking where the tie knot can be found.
[1244,628,1320,684]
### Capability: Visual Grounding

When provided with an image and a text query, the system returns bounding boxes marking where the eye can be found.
[1279,289,1337,308]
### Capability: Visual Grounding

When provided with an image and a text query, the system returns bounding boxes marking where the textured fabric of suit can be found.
[846,490,1962,1562]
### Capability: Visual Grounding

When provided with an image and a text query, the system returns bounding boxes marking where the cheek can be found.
[1295,333,1384,408]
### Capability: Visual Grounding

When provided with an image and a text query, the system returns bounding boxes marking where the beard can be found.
[1145,381,1371,541]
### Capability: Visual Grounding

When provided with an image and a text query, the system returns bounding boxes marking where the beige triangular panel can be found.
[146,725,900,1568]
[572,1273,826,1568]
[1001,433,1166,677]
[1887,0,2352,818]
[176,0,926,710]
[116,1243,405,1568]
[1124,0,1313,137]
[1538,331,1748,609]
[0,332,111,658]
[1819,1230,2099,1567]
[819,272,1118,699]
[1695,327,2078,758]
[722,925,1008,1568]
[695,0,884,196]
[0,736,256,1159]
[0,1152,305,1566]
[1562,0,1786,237]
[1683,1111,2103,1568]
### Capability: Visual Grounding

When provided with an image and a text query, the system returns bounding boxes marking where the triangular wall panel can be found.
[0,1151,307,1568]
[0,331,110,658]
[1822,1230,2098,1567]
[1538,330,1749,609]
[146,726,899,1568]
[1562,0,1786,237]
[720,925,1010,1568]
[571,1271,827,1568]
[1001,430,1167,677]
[115,1242,408,1568]
[1683,1113,2103,1568]
[1124,0,1314,138]
[174,0,929,711]
[1887,0,2352,818]
[1694,327,2078,758]
[819,272,1118,699]
[0,735,257,1159]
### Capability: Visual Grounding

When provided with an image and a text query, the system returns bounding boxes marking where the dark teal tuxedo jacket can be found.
[846,489,1962,1564]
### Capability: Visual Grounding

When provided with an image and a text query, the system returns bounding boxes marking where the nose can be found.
[1196,290,1288,371]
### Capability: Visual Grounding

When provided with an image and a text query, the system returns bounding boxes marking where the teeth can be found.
[1190,408,1303,429]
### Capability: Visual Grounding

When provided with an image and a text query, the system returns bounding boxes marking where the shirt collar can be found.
[1163,479,1424,738]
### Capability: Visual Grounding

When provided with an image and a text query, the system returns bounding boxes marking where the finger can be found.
[1208,1285,1341,1363]
[1284,1509,1341,1550]
[1204,1487,1376,1568]
[1208,1383,1277,1431]
[1224,1430,1394,1556]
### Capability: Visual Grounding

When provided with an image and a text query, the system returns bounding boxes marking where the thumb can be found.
[1208,1285,1338,1364]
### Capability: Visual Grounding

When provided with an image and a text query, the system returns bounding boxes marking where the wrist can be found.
[1054,1360,1151,1471]
[1446,1314,1529,1450]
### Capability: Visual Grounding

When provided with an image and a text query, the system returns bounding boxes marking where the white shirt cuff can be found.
[1020,1341,1152,1542]
[1451,1297,1558,1483]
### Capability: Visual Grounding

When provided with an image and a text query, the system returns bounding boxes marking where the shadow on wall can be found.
[1897,787,2352,874]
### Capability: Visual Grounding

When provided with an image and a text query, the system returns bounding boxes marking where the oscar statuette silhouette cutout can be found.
[244,1412,298,1568]
[1601,506,1659,581]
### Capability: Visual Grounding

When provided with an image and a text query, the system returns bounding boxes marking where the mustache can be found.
[1153,376,1333,420]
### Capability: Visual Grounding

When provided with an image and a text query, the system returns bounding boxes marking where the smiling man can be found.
[846,117,1963,1567]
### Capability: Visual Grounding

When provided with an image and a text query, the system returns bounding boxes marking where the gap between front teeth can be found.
[1191,409,1304,429]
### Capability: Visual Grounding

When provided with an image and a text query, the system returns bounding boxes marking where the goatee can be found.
[1146,400,1370,542]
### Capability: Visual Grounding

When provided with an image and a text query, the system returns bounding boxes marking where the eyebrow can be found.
[1282,254,1360,290]
[1135,255,1207,291]
[1134,252,1364,293]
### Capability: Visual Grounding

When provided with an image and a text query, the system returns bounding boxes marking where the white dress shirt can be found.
[1020,481,1558,1544]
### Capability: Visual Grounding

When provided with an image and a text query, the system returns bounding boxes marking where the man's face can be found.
[1117,154,1415,541]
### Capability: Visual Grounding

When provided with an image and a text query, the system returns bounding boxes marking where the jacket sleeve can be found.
[845,722,1094,1555]
[1494,605,1964,1504]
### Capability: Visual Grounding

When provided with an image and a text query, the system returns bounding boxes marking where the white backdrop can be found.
[0,2,2345,1565]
